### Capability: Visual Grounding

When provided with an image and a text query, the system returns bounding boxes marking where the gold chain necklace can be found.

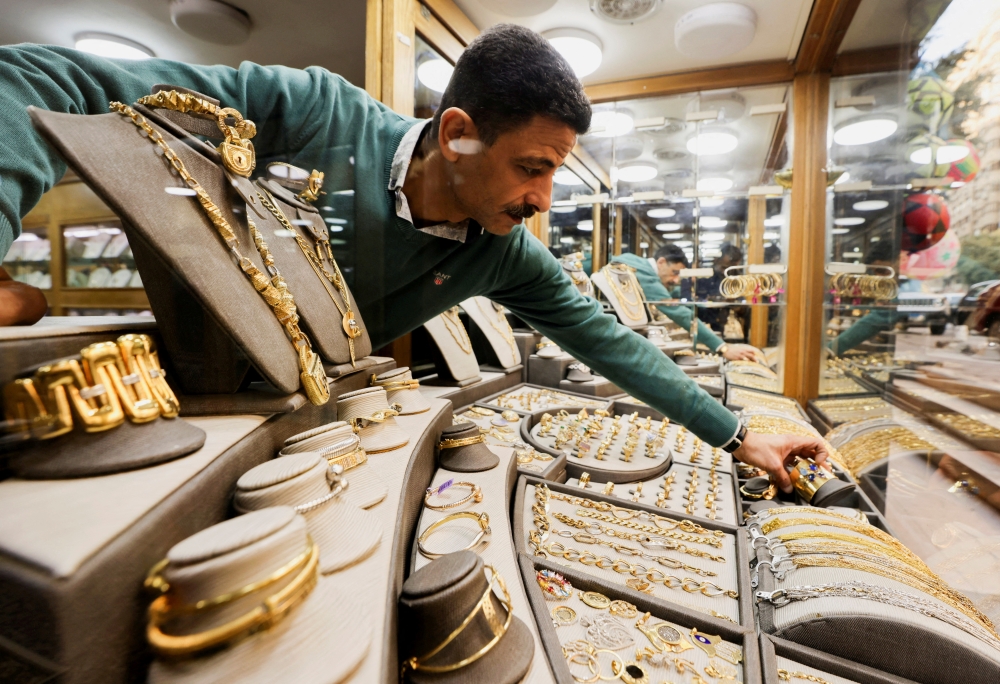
[440,307,472,354]
[601,265,645,320]
[778,670,830,684]
[255,189,362,365]
[110,101,329,406]
[475,299,517,358]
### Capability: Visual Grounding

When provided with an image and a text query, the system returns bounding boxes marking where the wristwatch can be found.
[716,343,729,355]
[722,423,748,453]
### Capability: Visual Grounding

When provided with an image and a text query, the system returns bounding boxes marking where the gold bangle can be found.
[146,541,319,657]
[349,406,401,431]
[369,375,420,392]
[437,434,487,450]
[424,480,484,510]
[416,511,491,559]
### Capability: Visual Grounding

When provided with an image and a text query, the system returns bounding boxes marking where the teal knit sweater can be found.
[0,45,740,445]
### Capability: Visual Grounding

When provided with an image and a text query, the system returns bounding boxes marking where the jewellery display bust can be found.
[461,296,522,370]
[424,307,483,384]
[591,264,648,328]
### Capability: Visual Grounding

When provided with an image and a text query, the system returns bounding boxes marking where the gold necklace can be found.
[475,299,517,358]
[440,307,472,354]
[778,670,830,684]
[761,516,907,552]
[110,101,329,406]
[255,190,362,365]
[602,265,645,320]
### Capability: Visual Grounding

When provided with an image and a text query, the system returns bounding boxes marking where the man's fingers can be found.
[772,466,793,494]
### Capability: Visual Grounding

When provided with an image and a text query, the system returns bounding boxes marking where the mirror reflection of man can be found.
[613,246,759,361]
[0,24,826,490]
[828,241,901,356]
[679,242,745,337]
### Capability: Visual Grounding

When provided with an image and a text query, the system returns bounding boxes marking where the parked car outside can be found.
[956,280,1000,326]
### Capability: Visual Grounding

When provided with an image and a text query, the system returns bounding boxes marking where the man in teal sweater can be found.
[0,25,825,490]
[612,246,760,361]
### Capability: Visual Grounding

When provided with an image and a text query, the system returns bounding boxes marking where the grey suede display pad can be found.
[28,108,366,395]
[761,634,919,684]
[6,418,206,479]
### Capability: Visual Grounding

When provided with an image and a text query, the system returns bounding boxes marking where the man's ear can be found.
[438,107,483,162]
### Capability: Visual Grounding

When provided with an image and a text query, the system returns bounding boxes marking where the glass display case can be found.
[2,225,51,289]
[63,221,139,289]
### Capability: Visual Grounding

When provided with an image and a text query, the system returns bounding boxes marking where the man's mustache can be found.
[504,203,537,219]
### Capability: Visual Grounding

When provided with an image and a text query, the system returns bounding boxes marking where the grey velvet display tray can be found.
[760,634,919,684]
[512,475,754,631]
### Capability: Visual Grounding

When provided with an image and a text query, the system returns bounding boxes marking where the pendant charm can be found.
[218,140,256,177]
[297,342,330,406]
[690,628,721,658]
[343,310,363,339]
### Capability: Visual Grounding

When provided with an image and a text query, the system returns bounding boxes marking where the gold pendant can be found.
[217,140,256,177]
[298,343,330,405]
[343,310,362,339]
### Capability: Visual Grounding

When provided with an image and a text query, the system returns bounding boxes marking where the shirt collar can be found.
[389,119,469,243]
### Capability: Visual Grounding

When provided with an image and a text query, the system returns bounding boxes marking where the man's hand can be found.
[721,344,763,362]
[0,267,47,326]
[733,431,829,493]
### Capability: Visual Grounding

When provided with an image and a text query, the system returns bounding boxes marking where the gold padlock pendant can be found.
[298,345,330,406]
[218,140,256,177]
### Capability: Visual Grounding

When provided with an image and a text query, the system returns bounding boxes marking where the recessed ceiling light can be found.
[696,177,733,192]
[834,217,864,226]
[553,168,583,186]
[763,216,783,227]
[853,200,888,211]
[74,33,153,59]
[764,231,780,240]
[551,206,577,213]
[417,59,454,93]
[656,223,682,231]
[616,164,657,183]
[544,28,603,78]
[701,233,726,242]
[832,228,850,235]
[699,197,725,207]
[673,240,693,246]
[909,143,970,165]
[833,118,897,146]
[647,208,676,218]
[577,220,594,231]
[699,216,728,229]
[674,3,758,59]
[686,131,738,156]
[589,111,634,137]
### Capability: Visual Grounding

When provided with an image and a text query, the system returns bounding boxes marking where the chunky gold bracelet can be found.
[437,434,487,450]
[349,406,401,431]
[417,511,491,559]
[424,480,484,511]
[369,376,420,392]
[146,541,319,657]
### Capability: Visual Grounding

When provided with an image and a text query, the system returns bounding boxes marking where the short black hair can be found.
[719,243,743,262]
[431,24,592,145]
[654,244,690,267]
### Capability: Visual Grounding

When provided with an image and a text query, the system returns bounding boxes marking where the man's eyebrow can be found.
[514,155,557,168]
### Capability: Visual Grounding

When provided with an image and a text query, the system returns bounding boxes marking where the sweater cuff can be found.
[685,400,741,447]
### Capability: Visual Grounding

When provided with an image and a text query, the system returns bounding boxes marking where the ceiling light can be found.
[616,164,657,183]
[686,131,738,156]
[577,220,594,231]
[640,241,650,249]
[871,236,881,242]
[853,200,888,211]
[551,206,577,213]
[589,110,634,137]
[832,228,850,235]
[833,118,897,146]
[560,237,575,244]
[834,217,864,226]
[656,223,682,231]
[701,233,726,242]
[763,216,783,227]
[764,231,780,240]
[674,240,693,246]
[909,143,970,165]
[647,208,676,218]
[170,0,253,45]
[74,33,153,59]
[675,3,758,59]
[699,197,725,207]
[696,177,733,192]
[417,59,454,93]
[544,28,603,78]
[699,216,728,229]
[554,168,583,186]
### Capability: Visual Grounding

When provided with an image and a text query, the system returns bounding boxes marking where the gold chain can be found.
[546,489,722,537]
[573,510,723,548]
[601,264,645,320]
[255,189,362,365]
[778,670,830,684]
[440,307,473,354]
[836,427,935,477]
[475,298,518,358]
[110,102,329,406]
[761,516,909,554]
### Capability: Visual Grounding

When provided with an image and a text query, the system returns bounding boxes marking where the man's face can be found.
[443,113,577,235]
[656,258,684,287]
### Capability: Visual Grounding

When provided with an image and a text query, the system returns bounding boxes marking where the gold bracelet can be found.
[778,670,830,684]
[326,443,368,471]
[437,434,487,450]
[401,565,512,673]
[370,376,420,392]
[349,406,401,431]
[417,511,491,559]
[424,480,484,510]
[146,541,319,657]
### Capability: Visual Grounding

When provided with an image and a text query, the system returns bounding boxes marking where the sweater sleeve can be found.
[829,308,900,356]
[0,44,389,258]
[489,232,740,446]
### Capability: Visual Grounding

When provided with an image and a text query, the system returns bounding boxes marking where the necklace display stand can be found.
[422,309,482,386]
[461,297,523,371]
[592,265,648,328]
[560,256,594,298]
